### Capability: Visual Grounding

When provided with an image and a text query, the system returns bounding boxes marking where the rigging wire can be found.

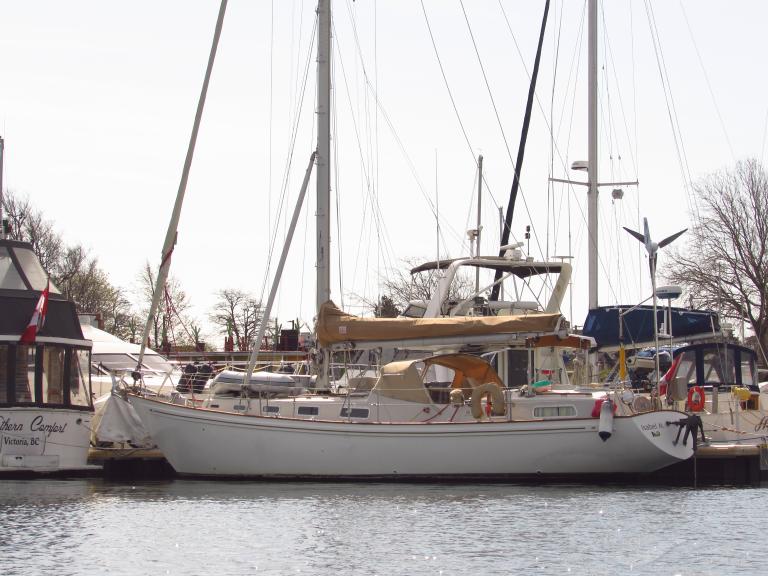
[598,1,644,303]
[497,0,590,269]
[679,1,736,165]
[550,2,586,261]
[332,20,399,283]
[340,1,466,258]
[458,0,515,170]
[257,17,318,316]
[547,0,565,261]
[419,0,482,190]
[630,0,643,294]
[643,0,699,219]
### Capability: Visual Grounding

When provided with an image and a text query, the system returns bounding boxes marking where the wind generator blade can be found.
[658,228,687,249]
[622,226,646,245]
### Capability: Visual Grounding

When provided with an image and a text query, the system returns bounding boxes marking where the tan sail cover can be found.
[316,301,562,347]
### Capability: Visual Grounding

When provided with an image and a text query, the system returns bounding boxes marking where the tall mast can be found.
[316,0,331,313]
[587,0,598,310]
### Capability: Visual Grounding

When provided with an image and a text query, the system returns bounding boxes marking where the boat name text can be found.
[0,416,68,437]
[30,416,68,437]
[0,417,24,433]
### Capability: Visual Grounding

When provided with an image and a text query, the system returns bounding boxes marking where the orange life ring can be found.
[687,386,705,412]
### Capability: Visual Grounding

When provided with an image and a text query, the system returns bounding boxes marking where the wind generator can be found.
[622,218,687,395]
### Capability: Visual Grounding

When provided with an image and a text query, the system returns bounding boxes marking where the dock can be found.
[652,443,768,487]
[88,447,175,479]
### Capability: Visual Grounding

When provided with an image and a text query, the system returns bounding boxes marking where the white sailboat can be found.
[128,0,695,480]
[130,351,691,479]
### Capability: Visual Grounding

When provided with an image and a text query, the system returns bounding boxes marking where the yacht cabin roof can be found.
[0,239,85,343]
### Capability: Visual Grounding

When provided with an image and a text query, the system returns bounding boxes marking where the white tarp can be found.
[91,394,153,447]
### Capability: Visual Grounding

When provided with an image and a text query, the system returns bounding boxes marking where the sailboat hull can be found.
[129,395,692,479]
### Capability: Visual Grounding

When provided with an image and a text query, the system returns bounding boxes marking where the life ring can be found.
[471,383,506,419]
[687,386,705,412]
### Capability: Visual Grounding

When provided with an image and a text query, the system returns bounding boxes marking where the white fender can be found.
[598,399,614,441]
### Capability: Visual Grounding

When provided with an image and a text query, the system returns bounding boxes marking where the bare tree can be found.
[209,288,272,351]
[136,261,195,348]
[667,159,768,363]
[2,190,64,271]
[2,190,137,335]
[54,246,133,336]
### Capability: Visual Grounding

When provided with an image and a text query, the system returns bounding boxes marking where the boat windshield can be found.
[0,247,26,289]
[92,353,174,374]
[140,355,175,374]
[401,302,427,318]
[93,353,137,372]
[12,245,61,293]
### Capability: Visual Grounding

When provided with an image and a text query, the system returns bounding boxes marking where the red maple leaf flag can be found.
[19,281,51,345]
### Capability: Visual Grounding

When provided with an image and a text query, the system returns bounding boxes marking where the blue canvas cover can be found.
[582,305,719,349]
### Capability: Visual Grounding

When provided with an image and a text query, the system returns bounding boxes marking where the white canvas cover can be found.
[91,394,153,447]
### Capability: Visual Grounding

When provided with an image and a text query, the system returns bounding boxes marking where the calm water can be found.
[0,479,765,575]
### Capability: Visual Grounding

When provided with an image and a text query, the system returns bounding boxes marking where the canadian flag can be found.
[19,281,51,345]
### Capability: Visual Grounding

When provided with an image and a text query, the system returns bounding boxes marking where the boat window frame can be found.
[0,246,28,290]
[297,406,319,416]
[340,407,369,419]
[0,342,93,410]
[532,405,577,418]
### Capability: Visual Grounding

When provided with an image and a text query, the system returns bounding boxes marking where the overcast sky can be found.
[1,1,766,341]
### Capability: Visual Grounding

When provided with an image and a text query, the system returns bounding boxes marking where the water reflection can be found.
[0,480,765,575]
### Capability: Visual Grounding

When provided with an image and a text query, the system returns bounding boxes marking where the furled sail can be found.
[316,301,563,347]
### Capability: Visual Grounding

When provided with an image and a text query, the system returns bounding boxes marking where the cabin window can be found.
[262,405,279,414]
[0,247,27,290]
[13,247,59,292]
[740,353,756,387]
[70,349,92,407]
[14,345,35,403]
[533,405,576,418]
[702,349,736,386]
[42,346,66,405]
[340,407,369,418]
[674,350,697,386]
[0,345,8,403]
[297,406,319,416]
